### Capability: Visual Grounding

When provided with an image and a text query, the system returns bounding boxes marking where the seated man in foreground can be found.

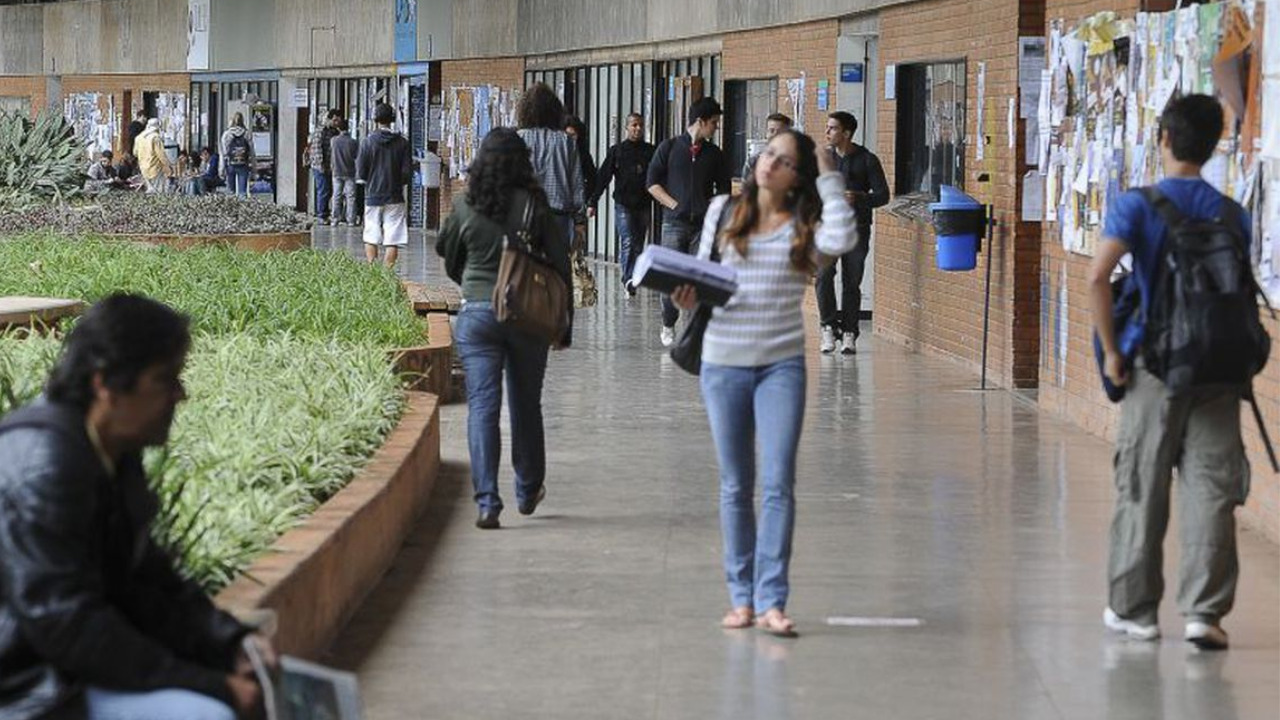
[0,294,273,720]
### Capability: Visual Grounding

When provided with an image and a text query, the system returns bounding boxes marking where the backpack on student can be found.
[227,134,251,166]
[1140,186,1277,469]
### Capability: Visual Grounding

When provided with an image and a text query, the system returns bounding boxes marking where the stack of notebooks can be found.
[632,245,738,307]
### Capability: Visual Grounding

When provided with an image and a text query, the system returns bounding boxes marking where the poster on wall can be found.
[394,0,418,63]
[186,0,210,71]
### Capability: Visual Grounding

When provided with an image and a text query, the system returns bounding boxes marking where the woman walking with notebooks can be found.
[437,129,573,530]
[671,130,855,636]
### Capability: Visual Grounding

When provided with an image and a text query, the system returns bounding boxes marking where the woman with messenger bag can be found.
[670,130,855,636]
[437,128,573,530]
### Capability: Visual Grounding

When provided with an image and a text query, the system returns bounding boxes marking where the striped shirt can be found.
[697,172,859,367]
[517,128,584,214]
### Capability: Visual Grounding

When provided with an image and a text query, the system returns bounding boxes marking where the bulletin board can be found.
[443,85,519,180]
[1040,2,1261,263]
[63,93,116,158]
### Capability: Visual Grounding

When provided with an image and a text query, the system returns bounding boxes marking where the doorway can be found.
[837,32,880,318]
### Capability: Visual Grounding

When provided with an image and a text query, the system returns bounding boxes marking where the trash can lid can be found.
[929,184,982,212]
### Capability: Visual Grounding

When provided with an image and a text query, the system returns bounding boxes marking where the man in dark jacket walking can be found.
[0,294,274,720]
[590,113,655,297]
[817,111,890,355]
[647,97,731,346]
[356,102,414,268]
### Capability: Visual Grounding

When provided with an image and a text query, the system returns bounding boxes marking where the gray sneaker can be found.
[1185,621,1229,650]
[1104,608,1160,641]
[660,326,676,347]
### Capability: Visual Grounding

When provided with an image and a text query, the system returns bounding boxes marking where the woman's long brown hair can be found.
[718,130,823,275]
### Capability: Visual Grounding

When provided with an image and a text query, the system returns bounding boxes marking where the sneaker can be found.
[518,485,546,516]
[1103,608,1160,641]
[841,335,857,355]
[820,326,836,354]
[625,280,637,298]
[1185,621,1229,650]
[660,326,676,347]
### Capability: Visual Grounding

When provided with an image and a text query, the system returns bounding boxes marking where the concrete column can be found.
[277,76,299,209]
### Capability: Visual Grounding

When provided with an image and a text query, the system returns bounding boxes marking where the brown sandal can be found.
[755,608,798,637]
[721,607,754,629]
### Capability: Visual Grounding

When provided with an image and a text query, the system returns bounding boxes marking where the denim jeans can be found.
[227,165,251,197]
[312,170,332,219]
[331,176,357,224]
[814,226,870,339]
[86,687,236,720]
[700,355,806,613]
[455,301,551,514]
[615,203,650,283]
[659,214,702,328]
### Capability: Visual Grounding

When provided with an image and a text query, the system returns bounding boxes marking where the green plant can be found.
[0,332,405,591]
[0,111,85,214]
[0,236,426,347]
[0,193,312,236]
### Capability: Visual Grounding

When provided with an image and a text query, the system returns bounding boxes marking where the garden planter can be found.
[108,231,310,253]
[389,313,454,402]
[215,391,441,659]
[0,296,83,329]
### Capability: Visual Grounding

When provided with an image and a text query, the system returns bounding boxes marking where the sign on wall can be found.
[187,0,210,70]
[394,0,418,63]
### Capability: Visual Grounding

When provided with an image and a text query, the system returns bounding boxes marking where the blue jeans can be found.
[659,214,701,327]
[313,170,332,219]
[455,302,551,514]
[86,687,235,720]
[227,165,250,197]
[615,203,650,283]
[700,356,806,613]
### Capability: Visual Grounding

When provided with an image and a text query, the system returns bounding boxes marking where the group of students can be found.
[0,91,1257,720]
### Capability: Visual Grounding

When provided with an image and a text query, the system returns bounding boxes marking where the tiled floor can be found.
[318,226,1280,719]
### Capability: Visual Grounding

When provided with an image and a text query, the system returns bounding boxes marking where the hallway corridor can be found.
[326,251,1280,719]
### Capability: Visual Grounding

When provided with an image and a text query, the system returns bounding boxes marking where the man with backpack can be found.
[220,113,255,198]
[1087,94,1269,651]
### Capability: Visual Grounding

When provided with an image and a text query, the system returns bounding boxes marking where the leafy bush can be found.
[0,236,425,347]
[0,111,85,214]
[0,193,312,236]
[0,332,405,591]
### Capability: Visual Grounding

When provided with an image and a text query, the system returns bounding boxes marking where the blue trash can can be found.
[929,185,984,272]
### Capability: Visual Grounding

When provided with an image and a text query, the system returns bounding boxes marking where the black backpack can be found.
[1141,187,1277,469]
[227,134,251,166]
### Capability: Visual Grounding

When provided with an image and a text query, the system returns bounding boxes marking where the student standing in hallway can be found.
[817,111,889,355]
[742,113,792,178]
[355,103,413,268]
[648,97,731,346]
[304,108,342,224]
[330,119,359,226]
[590,113,656,297]
[671,130,855,636]
[517,84,584,251]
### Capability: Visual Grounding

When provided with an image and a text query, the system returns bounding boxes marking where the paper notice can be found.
[1022,171,1045,221]
[1019,37,1047,118]
[1008,98,1017,148]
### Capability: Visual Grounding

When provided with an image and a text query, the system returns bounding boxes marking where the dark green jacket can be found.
[436,189,574,345]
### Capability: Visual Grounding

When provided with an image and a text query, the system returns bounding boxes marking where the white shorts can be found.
[363,203,409,247]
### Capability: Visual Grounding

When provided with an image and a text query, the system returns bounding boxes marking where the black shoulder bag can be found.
[669,199,735,375]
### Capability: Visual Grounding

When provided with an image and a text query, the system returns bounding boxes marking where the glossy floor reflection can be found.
[322,229,1280,719]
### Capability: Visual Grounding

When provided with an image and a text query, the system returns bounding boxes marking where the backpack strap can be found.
[1139,186,1187,231]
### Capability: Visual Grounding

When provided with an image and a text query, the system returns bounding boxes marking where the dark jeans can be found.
[455,301,551,515]
[815,226,871,339]
[659,214,702,328]
[312,170,332,219]
[616,203,651,283]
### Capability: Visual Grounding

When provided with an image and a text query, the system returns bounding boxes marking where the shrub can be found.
[0,332,405,591]
[0,111,85,214]
[0,236,425,347]
[0,193,312,236]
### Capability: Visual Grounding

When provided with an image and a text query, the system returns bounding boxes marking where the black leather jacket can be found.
[0,400,247,720]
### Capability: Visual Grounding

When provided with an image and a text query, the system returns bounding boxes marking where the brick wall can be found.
[438,57,525,221]
[0,77,47,116]
[875,0,1039,388]
[1038,0,1278,544]
[720,19,839,135]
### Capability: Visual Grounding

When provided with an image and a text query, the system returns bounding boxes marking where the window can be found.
[894,60,966,197]
[724,78,779,179]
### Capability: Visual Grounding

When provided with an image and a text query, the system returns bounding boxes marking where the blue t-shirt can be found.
[1102,177,1251,323]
